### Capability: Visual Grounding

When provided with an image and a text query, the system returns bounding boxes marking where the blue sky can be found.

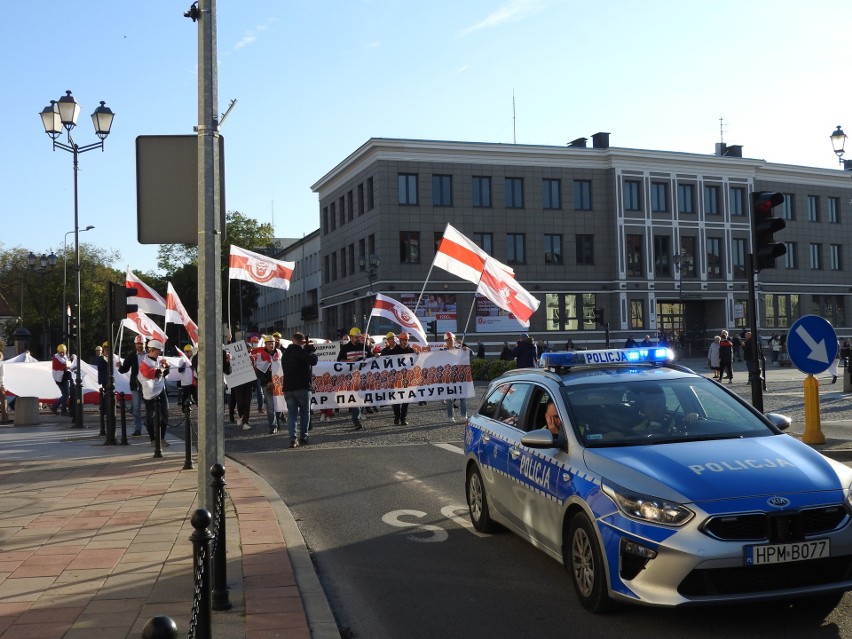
[2,0,849,275]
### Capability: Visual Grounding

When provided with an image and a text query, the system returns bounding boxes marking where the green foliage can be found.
[470,357,516,381]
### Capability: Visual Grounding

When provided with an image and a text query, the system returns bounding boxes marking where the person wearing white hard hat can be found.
[138,339,171,447]
[118,335,147,435]
[50,344,72,417]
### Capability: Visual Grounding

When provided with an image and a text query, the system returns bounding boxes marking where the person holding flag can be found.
[138,339,170,447]
[370,294,428,345]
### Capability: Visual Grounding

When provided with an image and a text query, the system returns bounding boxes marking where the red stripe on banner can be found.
[437,238,485,272]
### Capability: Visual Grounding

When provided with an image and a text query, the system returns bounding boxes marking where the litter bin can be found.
[14,397,40,425]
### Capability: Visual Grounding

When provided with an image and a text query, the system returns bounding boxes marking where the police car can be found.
[464,347,852,612]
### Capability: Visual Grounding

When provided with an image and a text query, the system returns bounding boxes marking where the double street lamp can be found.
[359,254,380,295]
[27,252,58,360]
[40,91,114,429]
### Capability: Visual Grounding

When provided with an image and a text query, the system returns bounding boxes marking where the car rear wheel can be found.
[567,512,613,613]
[466,465,496,533]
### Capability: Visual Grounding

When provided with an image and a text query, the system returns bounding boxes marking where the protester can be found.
[443,332,469,422]
[90,343,109,418]
[252,335,280,433]
[137,339,170,446]
[117,335,146,435]
[512,333,537,368]
[0,344,10,424]
[50,344,72,416]
[499,342,513,361]
[337,327,369,429]
[281,332,318,447]
[177,344,197,406]
[719,330,734,383]
[383,331,415,425]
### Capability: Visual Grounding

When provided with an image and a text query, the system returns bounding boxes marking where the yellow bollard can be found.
[802,374,825,445]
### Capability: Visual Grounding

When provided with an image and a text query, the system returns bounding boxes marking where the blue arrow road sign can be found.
[786,315,838,375]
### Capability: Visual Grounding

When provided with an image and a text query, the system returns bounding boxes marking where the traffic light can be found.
[593,307,605,326]
[426,320,437,338]
[110,283,138,320]
[751,191,786,271]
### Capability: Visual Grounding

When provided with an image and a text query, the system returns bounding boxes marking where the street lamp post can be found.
[359,254,380,294]
[672,252,688,333]
[62,225,94,341]
[40,91,114,429]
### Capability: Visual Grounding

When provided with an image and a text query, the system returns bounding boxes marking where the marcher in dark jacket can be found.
[512,334,538,368]
[281,332,318,447]
[719,330,734,383]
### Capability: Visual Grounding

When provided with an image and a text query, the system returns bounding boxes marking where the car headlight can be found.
[604,484,695,527]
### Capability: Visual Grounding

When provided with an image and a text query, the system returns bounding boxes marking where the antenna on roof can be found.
[513,90,517,144]
[719,116,725,144]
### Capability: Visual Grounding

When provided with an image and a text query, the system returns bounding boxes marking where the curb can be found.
[226,456,340,639]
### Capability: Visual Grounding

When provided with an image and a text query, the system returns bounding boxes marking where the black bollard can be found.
[188,509,214,639]
[183,400,193,470]
[118,393,129,445]
[141,615,178,639]
[98,388,107,436]
[210,463,232,610]
[153,397,163,459]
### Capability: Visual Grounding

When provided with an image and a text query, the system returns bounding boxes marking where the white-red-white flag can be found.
[229,245,295,290]
[370,294,428,345]
[433,223,514,284]
[476,257,540,328]
[126,269,167,316]
[121,311,168,345]
[165,282,199,346]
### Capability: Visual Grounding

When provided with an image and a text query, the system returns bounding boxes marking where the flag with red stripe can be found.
[121,311,168,345]
[166,282,199,346]
[229,245,295,290]
[476,257,540,328]
[370,294,428,345]
[126,269,167,316]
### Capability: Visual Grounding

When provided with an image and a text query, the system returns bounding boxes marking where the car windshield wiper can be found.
[646,433,747,445]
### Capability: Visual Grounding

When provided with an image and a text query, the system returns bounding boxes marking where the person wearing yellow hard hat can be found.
[337,327,371,429]
[50,344,72,417]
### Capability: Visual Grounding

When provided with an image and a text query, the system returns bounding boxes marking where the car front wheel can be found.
[567,512,612,613]
[466,465,496,533]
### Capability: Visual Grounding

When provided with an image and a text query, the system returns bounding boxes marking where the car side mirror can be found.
[521,428,561,449]
[765,412,791,431]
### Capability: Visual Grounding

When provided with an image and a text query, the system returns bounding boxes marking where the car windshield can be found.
[562,376,776,447]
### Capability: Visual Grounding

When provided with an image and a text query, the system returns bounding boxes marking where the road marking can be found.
[382,509,448,543]
[441,505,490,538]
[434,443,464,455]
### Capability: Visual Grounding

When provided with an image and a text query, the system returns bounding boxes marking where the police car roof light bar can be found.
[539,347,674,369]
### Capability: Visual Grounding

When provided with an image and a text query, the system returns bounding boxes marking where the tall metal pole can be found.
[746,253,763,412]
[196,0,223,510]
[71,145,85,429]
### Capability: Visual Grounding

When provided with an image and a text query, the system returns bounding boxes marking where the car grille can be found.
[678,555,852,597]
[702,506,849,542]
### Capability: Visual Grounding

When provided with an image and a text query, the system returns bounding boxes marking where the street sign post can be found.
[786,315,838,375]
[786,314,837,445]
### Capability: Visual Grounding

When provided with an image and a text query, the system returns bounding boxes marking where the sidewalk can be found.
[0,409,337,639]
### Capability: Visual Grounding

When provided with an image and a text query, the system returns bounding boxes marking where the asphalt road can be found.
[219,357,852,638]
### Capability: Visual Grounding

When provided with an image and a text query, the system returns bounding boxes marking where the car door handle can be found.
[509,447,521,459]
[482,434,490,443]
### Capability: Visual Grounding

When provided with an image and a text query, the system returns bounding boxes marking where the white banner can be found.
[309,349,473,409]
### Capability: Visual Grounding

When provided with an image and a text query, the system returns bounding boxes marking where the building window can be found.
[339,196,345,227]
[630,300,645,330]
[624,180,641,211]
[730,187,745,216]
[505,178,524,208]
[544,234,562,264]
[357,184,364,216]
[432,175,453,207]
[782,193,795,220]
[472,176,492,208]
[703,185,720,215]
[828,196,839,223]
[808,295,846,327]
[331,252,338,281]
[626,234,644,277]
[732,238,746,278]
[707,237,722,279]
[543,179,561,210]
[400,231,420,263]
[651,182,668,212]
[366,177,374,210]
[507,233,525,264]
[474,232,493,255]
[807,195,819,222]
[764,294,800,329]
[573,180,592,210]
[546,293,597,331]
[575,234,594,265]
[347,191,354,222]
[654,235,671,276]
[340,245,347,277]
[830,244,842,271]
[322,206,329,234]
[323,255,330,284]
[329,202,336,231]
[398,173,418,205]
[784,242,797,269]
[809,243,822,270]
[677,184,695,214]
[348,243,355,274]
[680,237,697,277]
